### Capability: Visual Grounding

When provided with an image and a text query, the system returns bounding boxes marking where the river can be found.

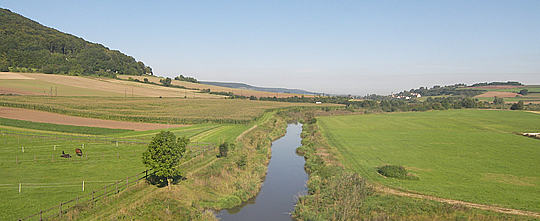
[217,123,307,221]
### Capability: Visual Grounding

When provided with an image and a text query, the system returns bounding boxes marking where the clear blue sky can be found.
[3,0,540,95]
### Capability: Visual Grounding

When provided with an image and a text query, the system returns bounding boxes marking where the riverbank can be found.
[292,112,531,220]
[218,123,307,220]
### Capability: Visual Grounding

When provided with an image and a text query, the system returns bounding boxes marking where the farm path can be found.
[373,184,540,218]
[235,125,258,141]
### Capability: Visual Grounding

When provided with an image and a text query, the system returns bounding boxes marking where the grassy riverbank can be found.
[292,111,532,220]
[64,111,288,220]
[317,109,540,212]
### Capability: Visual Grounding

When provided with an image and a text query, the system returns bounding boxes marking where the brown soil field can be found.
[0,107,183,131]
[118,75,314,98]
[475,91,520,98]
[0,72,34,79]
[1,72,222,98]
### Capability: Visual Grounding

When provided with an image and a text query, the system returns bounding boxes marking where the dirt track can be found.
[374,185,540,218]
[0,107,183,131]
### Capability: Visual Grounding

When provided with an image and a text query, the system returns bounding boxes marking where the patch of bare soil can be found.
[0,87,40,95]
[373,184,540,218]
[0,72,35,79]
[0,107,184,131]
[18,73,221,98]
[475,91,520,98]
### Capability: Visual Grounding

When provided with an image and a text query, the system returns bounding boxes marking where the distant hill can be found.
[0,8,151,77]
[200,81,320,96]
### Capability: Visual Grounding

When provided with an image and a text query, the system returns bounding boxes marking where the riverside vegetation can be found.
[62,111,291,220]
[290,110,532,220]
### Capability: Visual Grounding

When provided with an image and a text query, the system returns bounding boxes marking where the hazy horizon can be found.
[3,0,539,95]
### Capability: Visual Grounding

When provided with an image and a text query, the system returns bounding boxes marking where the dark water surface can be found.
[217,123,307,221]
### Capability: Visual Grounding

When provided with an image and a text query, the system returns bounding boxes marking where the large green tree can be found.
[142,131,188,188]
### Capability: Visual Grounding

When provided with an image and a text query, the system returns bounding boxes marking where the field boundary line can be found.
[373,184,540,218]
[236,124,257,141]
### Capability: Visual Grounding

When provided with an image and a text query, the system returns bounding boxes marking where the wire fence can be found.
[0,130,148,145]
[0,142,215,164]
[14,143,218,221]
[17,170,150,221]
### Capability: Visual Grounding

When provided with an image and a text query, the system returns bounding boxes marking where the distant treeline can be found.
[393,81,523,98]
[0,8,152,77]
[470,81,522,87]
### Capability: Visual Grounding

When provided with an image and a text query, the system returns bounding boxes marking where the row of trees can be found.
[0,9,152,77]
[174,75,198,83]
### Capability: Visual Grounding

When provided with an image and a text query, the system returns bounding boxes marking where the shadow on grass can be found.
[146,174,187,188]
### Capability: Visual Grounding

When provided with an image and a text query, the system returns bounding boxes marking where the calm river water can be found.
[217,123,307,221]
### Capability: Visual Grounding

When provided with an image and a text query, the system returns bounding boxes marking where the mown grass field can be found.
[0,119,250,220]
[0,96,332,124]
[317,109,540,212]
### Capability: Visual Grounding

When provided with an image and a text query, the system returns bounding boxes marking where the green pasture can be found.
[0,121,250,220]
[318,109,540,212]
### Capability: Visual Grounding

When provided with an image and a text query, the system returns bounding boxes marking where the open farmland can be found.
[0,72,222,98]
[317,109,540,212]
[118,75,314,98]
[0,96,334,124]
[467,85,540,103]
[0,107,182,131]
[0,118,250,220]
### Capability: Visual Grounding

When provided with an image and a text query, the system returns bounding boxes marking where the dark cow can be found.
[61,151,71,158]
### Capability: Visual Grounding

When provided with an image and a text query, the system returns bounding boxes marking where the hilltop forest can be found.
[0,8,152,77]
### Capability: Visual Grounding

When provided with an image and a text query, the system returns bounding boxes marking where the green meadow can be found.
[0,119,249,220]
[317,109,540,212]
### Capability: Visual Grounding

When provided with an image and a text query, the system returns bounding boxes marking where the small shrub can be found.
[235,154,247,169]
[377,165,418,180]
[219,141,232,157]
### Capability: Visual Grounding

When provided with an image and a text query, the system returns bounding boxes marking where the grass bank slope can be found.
[318,109,540,212]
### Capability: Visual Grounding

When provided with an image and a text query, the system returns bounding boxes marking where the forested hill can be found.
[0,8,152,77]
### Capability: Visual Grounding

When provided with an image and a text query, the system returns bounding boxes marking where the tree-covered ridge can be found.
[0,8,152,77]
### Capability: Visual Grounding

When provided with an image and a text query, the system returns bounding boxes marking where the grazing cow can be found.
[75,148,83,156]
[61,151,71,158]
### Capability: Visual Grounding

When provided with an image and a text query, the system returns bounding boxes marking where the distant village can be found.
[391,92,422,100]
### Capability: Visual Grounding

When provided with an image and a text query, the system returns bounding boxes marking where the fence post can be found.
[19,183,21,193]
[59,202,62,217]
[92,191,95,202]
[40,210,43,220]
[116,181,118,193]
[126,176,129,188]
[82,180,84,192]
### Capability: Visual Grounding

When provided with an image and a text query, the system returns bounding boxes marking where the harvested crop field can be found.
[0,107,182,131]
[0,72,222,98]
[475,91,519,98]
[0,96,337,124]
[118,75,313,98]
[0,72,34,79]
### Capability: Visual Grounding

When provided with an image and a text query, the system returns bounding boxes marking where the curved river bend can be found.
[217,123,307,221]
